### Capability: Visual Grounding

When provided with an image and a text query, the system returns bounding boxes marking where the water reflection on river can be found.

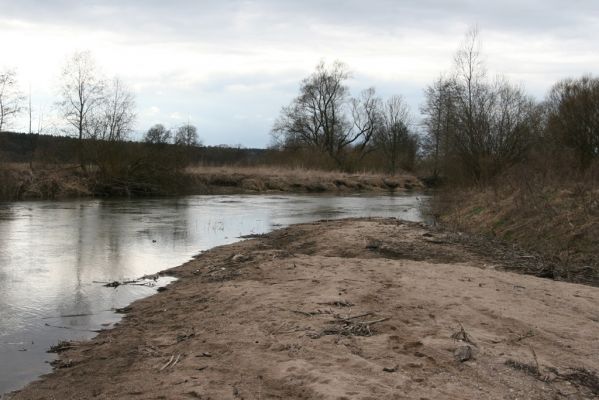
[0,193,428,395]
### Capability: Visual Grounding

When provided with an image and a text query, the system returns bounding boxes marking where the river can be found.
[0,193,428,395]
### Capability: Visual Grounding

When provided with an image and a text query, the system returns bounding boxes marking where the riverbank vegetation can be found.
[422,28,598,280]
[0,51,423,201]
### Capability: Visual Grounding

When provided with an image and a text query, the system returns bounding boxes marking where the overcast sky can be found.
[1,0,598,147]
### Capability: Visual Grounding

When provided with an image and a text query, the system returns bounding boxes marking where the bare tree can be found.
[174,124,200,147]
[450,27,492,180]
[350,87,382,157]
[421,76,457,179]
[374,96,418,173]
[144,124,172,144]
[59,51,105,141]
[0,69,23,132]
[272,61,376,167]
[546,75,599,169]
[90,77,135,142]
[425,27,538,182]
[82,77,137,181]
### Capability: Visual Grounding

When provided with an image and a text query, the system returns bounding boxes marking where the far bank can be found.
[0,163,423,201]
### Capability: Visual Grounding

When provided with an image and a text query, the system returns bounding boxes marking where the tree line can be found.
[1,50,201,151]
[2,30,598,185]
[0,51,207,194]
[271,61,418,173]
[272,28,599,182]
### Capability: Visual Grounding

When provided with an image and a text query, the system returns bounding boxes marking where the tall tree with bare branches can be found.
[59,51,105,142]
[0,69,23,132]
[90,77,135,142]
[422,28,539,182]
[546,75,599,169]
[272,61,378,167]
[374,95,418,173]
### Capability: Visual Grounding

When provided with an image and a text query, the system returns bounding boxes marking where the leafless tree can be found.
[546,75,599,169]
[0,69,23,132]
[59,51,105,141]
[144,124,172,144]
[423,28,538,182]
[450,27,493,180]
[374,95,418,173]
[421,76,457,179]
[174,124,200,147]
[272,61,377,167]
[350,87,382,157]
[90,77,135,142]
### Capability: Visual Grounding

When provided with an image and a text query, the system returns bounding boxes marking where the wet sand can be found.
[8,218,599,399]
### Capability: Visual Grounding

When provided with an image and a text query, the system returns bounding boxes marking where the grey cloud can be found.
[2,0,597,42]
[2,0,597,146]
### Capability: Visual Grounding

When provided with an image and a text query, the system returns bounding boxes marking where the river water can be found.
[0,193,428,395]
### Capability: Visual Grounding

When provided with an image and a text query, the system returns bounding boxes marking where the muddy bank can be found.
[8,218,599,399]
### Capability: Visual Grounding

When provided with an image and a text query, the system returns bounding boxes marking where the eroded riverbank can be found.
[8,218,599,399]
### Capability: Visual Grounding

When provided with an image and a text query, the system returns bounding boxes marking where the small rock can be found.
[383,364,399,373]
[232,254,249,262]
[454,345,473,362]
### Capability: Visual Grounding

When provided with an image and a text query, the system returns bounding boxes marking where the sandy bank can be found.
[8,218,599,399]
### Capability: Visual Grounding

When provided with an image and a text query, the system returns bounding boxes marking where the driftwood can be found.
[44,322,101,333]
[42,312,106,320]
[94,279,157,288]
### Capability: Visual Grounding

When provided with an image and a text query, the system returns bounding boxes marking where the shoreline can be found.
[0,164,423,201]
[7,218,599,399]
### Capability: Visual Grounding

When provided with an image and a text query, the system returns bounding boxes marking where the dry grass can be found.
[436,168,599,284]
[0,162,423,200]
[184,165,422,193]
[0,163,91,200]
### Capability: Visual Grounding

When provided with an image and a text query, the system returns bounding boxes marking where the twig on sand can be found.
[337,312,374,321]
[160,354,182,371]
[311,315,390,338]
[451,322,477,347]
[529,345,541,375]
[317,300,354,307]
[278,307,332,317]
[160,355,175,371]
[171,354,182,368]
[511,330,535,343]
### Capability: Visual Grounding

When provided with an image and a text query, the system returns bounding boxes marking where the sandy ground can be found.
[8,218,599,399]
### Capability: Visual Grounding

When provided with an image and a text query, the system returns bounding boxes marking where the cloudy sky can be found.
[1,0,598,147]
